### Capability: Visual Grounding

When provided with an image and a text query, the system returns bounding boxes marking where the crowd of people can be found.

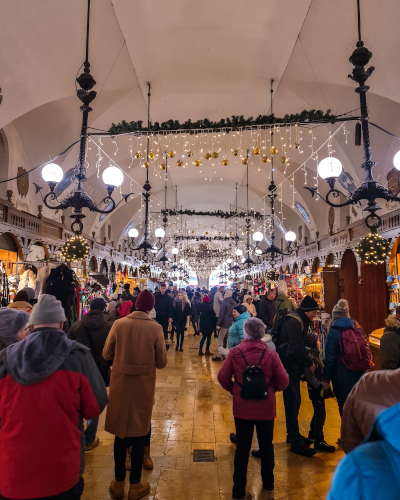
[0,280,399,500]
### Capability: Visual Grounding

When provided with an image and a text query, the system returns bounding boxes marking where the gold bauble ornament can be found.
[193,159,201,167]
[242,157,249,165]
[212,152,219,159]
[168,151,175,158]
[262,156,271,163]
[254,147,261,156]
[232,149,239,156]
[205,231,208,235]
[143,161,150,169]
[148,151,155,159]
[160,163,167,170]
[270,146,278,155]
[205,152,212,160]
[134,151,141,159]
[280,156,287,164]
[187,150,193,157]
[222,158,229,166]
[176,159,183,167]
[293,142,300,150]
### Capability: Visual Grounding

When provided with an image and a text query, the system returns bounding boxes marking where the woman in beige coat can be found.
[242,294,257,317]
[103,289,167,500]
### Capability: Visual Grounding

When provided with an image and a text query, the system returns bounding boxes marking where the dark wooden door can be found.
[358,261,388,336]
[341,249,360,323]
[322,267,340,314]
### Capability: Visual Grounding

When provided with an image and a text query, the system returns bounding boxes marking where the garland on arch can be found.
[162,209,265,221]
[108,110,336,135]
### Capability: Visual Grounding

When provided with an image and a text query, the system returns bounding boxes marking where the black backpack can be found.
[270,309,303,349]
[235,347,269,400]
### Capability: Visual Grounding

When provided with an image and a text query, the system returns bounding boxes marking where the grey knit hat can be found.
[332,299,350,321]
[0,308,30,339]
[29,294,66,326]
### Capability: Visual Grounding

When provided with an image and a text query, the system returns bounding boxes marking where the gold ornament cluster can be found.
[356,231,390,264]
[60,234,90,262]
[159,270,168,280]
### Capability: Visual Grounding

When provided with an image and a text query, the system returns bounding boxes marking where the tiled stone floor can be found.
[84,329,343,500]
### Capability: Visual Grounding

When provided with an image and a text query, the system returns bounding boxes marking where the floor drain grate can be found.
[193,449,216,462]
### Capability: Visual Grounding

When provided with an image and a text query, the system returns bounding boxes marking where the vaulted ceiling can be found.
[1,0,400,260]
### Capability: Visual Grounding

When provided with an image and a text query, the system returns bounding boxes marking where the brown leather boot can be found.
[109,479,125,500]
[142,446,153,470]
[125,447,131,470]
[128,482,150,500]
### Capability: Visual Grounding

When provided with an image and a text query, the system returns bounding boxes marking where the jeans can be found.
[114,436,145,484]
[84,417,99,445]
[282,370,303,448]
[0,478,85,500]
[217,327,229,353]
[309,398,326,443]
[233,418,274,499]
[156,316,169,340]
[192,318,198,334]
[200,331,212,350]
[175,320,186,347]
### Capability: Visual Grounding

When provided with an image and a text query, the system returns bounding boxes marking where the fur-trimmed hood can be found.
[384,314,400,333]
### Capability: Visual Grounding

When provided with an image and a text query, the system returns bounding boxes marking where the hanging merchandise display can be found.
[139,263,151,276]
[356,231,390,264]
[253,277,259,295]
[266,269,280,282]
[45,264,79,327]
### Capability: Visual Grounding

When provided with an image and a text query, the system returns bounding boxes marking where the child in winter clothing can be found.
[117,293,133,319]
[304,331,335,453]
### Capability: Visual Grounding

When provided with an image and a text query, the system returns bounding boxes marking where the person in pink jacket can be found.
[218,317,289,500]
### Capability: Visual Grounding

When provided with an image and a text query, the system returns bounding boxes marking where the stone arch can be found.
[284,264,290,275]
[27,239,49,260]
[325,253,336,267]
[292,262,298,274]
[301,260,309,273]
[117,263,122,272]
[88,255,98,272]
[0,231,23,261]
[312,256,321,274]
[100,258,108,276]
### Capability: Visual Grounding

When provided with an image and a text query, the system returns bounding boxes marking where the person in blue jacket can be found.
[327,402,400,500]
[228,305,251,349]
[322,299,367,416]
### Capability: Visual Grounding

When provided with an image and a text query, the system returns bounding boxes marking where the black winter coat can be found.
[191,296,202,321]
[67,309,112,367]
[154,292,173,318]
[380,315,400,370]
[0,336,18,351]
[258,296,277,328]
[173,301,191,323]
[278,308,313,373]
[197,302,216,335]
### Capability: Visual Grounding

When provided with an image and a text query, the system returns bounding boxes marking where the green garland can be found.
[109,110,336,135]
[175,235,237,241]
[355,231,390,264]
[163,209,264,221]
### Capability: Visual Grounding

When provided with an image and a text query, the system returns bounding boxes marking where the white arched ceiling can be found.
[1,0,400,247]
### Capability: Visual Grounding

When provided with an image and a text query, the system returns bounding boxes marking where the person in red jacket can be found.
[117,292,133,318]
[0,294,108,500]
[218,317,289,500]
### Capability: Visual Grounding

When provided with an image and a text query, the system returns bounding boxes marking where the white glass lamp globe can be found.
[317,157,343,179]
[172,247,179,255]
[236,249,243,256]
[285,230,296,242]
[102,166,124,187]
[179,258,185,264]
[226,258,232,264]
[394,151,400,170]
[255,248,262,255]
[253,231,263,242]
[42,163,63,183]
[128,228,138,238]
[155,227,165,238]
[241,258,246,263]
[151,248,157,253]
